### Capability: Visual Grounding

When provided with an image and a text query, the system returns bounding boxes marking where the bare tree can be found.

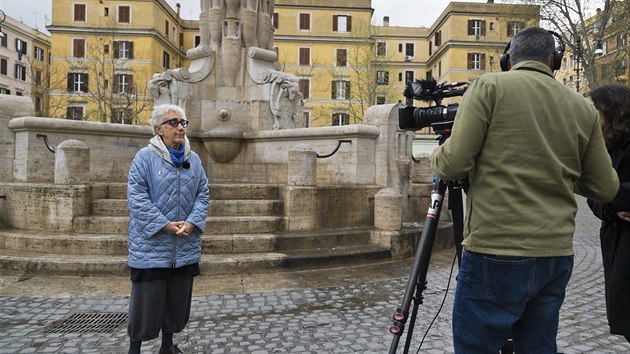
[512,0,628,87]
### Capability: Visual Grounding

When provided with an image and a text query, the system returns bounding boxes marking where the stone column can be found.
[285,146,318,231]
[287,146,316,186]
[55,140,90,185]
[374,187,402,231]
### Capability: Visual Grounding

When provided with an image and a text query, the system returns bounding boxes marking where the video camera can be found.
[398,79,468,137]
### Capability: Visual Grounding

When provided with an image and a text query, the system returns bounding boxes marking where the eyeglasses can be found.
[161,118,189,128]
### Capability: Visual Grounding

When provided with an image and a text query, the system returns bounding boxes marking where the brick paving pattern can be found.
[0,197,628,353]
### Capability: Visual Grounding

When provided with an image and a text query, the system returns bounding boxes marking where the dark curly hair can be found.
[588,84,630,149]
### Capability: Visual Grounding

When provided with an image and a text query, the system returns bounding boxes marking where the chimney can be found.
[176,3,181,18]
[383,16,390,27]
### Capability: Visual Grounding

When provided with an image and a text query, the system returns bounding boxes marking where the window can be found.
[15,39,27,55]
[173,27,177,42]
[376,96,386,105]
[34,46,44,61]
[336,49,347,67]
[398,43,403,52]
[405,43,415,57]
[0,88,10,95]
[104,7,109,16]
[115,74,133,94]
[377,42,386,56]
[404,71,415,84]
[0,33,7,47]
[298,47,310,66]
[74,4,86,22]
[507,21,524,37]
[118,5,131,24]
[398,72,403,82]
[273,13,279,29]
[332,113,349,126]
[163,51,170,69]
[165,20,170,36]
[104,44,109,54]
[111,108,133,124]
[333,15,352,32]
[299,13,310,31]
[67,72,89,92]
[73,38,86,58]
[114,41,134,59]
[435,31,442,46]
[0,58,6,75]
[179,33,184,49]
[35,70,42,84]
[429,41,432,56]
[15,64,26,81]
[298,78,310,99]
[194,35,201,47]
[439,61,442,76]
[467,53,486,70]
[16,91,22,96]
[468,19,486,37]
[376,70,389,85]
[332,80,350,100]
[67,106,84,120]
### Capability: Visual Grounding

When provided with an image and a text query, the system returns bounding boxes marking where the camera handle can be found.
[388,173,514,353]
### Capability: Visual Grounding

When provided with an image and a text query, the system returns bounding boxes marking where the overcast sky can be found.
[0,0,504,35]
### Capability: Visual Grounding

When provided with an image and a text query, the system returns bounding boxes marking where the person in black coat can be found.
[587,83,630,343]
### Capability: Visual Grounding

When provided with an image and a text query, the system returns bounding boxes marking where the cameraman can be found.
[431,26,619,353]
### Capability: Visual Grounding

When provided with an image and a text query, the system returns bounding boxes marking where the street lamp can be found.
[574,36,583,93]
[0,10,5,38]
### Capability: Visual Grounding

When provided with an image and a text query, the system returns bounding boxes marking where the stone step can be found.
[90,199,284,217]
[0,244,391,277]
[91,183,282,201]
[0,228,374,256]
[72,215,286,234]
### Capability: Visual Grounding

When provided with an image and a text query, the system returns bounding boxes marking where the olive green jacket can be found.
[432,61,619,257]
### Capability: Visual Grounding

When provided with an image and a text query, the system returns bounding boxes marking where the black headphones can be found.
[500,30,565,72]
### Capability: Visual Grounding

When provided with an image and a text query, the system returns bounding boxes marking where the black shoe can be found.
[158,344,183,354]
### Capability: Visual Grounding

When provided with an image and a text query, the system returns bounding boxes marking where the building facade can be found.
[47,0,198,124]
[44,0,542,126]
[0,14,51,116]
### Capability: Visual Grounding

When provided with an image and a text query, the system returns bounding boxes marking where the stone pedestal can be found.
[374,187,402,231]
[55,140,90,185]
[288,146,316,186]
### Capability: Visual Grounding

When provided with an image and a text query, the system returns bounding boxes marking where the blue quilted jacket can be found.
[127,135,209,269]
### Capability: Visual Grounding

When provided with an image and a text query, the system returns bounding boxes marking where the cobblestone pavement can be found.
[1,197,629,353]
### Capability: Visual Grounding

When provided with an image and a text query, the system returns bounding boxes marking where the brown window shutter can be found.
[273,13,279,29]
[481,21,486,36]
[347,16,352,32]
[67,73,73,92]
[113,41,120,58]
[299,47,310,65]
[332,81,337,99]
[507,23,512,37]
[114,74,119,92]
[333,15,338,32]
[481,54,486,70]
[83,74,89,93]
[74,39,85,58]
[128,75,134,93]
[346,81,351,97]
[467,53,473,69]
[468,20,473,35]
[129,42,134,59]
[74,4,86,22]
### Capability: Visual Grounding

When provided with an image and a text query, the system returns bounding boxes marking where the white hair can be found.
[150,104,187,134]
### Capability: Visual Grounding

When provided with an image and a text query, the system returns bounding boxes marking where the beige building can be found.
[0,14,51,116]
[47,0,198,124]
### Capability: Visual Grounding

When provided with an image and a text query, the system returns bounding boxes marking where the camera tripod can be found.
[387,172,515,354]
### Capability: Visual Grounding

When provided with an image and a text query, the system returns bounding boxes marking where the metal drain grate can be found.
[44,312,127,334]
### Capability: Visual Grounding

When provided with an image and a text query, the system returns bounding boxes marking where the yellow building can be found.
[275,1,539,127]
[47,0,196,124]
[46,0,540,126]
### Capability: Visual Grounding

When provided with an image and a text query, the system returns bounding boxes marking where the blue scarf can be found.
[166,144,185,167]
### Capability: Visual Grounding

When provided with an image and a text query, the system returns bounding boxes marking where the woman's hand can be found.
[163,221,185,234]
[175,221,195,237]
[617,211,630,222]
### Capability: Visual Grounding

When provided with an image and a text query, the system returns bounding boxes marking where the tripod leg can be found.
[389,179,448,354]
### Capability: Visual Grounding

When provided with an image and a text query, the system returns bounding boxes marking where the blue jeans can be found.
[452,250,573,354]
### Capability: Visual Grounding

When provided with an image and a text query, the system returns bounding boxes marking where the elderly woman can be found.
[126,104,209,354]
